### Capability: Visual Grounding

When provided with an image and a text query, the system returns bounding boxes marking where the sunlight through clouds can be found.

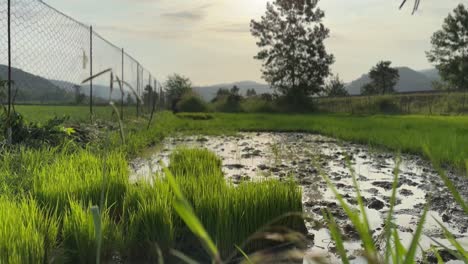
[44,0,463,85]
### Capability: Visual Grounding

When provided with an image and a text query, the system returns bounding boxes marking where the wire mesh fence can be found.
[0,0,163,122]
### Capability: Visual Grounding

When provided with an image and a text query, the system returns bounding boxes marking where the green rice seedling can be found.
[0,197,59,264]
[123,181,175,260]
[164,166,222,264]
[165,148,305,261]
[62,200,116,264]
[169,147,224,179]
[33,149,129,216]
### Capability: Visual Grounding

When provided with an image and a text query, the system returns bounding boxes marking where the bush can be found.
[176,94,209,113]
[176,113,214,120]
[212,96,243,113]
[376,96,400,114]
[241,97,278,113]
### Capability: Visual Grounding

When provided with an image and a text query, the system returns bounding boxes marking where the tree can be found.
[143,84,154,111]
[126,93,135,105]
[426,4,468,92]
[361,83,378,96]
[230,85,240,96]
[73,85,85,105]
[212,88,230,103]
[324,75,348,97]
[369,61,399,94]
[164,74,193,112]
[246,89,257,97]
[250,0,334,104]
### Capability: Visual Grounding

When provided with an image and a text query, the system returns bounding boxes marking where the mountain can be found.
[419,68,441,82]
[346,67,440,95]
[49,79,127,101]
[0,65,75,103]
[194,81,271,101]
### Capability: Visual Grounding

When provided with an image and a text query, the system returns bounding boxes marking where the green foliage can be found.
[124,182,175,260]
[33,149,129,215]
[0,197,59,264]
[368,61,400,95]
[250,0,334,100]
[165,74,193,112]
[177,93,209,113]
[177,113,214,120]
[427,4,468,91]
[168,148,304,260]
[324,75,349,97]
[63,201,115,264]
[0,112,76,146]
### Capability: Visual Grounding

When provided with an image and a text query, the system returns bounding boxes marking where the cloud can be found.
[97,25,188,39]
[161,4,213,21]
[206,23,250,34]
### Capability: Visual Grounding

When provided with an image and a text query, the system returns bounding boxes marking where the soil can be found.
[130,132,468,263]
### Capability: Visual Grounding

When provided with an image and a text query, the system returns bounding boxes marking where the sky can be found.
[44,0,465,86]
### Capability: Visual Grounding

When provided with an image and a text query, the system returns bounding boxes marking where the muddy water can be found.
[130,133,468,263]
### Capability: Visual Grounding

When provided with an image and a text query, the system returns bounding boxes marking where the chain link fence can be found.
[0,0,164,122]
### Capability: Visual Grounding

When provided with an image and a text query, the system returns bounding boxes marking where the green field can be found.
[15,105,139,123]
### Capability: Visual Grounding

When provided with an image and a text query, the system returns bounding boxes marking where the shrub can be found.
[176,93,209,113]
[241,97,278,113]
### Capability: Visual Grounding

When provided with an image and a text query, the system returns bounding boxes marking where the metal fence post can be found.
[121,48,124,119]
[89,25,94,121]
[6,0,12,143]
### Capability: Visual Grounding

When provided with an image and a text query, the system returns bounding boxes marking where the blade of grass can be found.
[403,205,428,264]
[170,249,200,264]
[324,209,349,264]
[432,217,468,261]
[385,156,401,263]
[90,206,102,264]
[234,245,253,264]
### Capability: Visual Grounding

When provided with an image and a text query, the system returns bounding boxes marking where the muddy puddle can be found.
[130,133,468,263]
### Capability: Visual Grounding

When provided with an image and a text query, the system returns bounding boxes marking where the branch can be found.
[400,0,421,14]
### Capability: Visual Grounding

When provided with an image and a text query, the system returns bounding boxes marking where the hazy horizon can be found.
[45,0,463,86]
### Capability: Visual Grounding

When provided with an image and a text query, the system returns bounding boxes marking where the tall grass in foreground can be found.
[32,149,129,215]
[0,197,59,264]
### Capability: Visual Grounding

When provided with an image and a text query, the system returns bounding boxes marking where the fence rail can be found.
[0,0,163,122]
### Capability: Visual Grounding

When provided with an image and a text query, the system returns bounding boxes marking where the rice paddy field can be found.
[1,106,468,263]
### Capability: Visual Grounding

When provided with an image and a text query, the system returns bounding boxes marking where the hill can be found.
[194,81,271,101]
[0,65,75,103]
[346,67,440,95]
[49,79,128,101]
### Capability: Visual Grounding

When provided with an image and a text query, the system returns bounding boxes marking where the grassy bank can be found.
[174,113,468,171]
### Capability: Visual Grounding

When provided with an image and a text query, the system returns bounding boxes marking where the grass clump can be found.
[32,149,129,215]
[124,182,175,260]
[0,197,59,264]
[167,148,305,260]
[62,200,117,264]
